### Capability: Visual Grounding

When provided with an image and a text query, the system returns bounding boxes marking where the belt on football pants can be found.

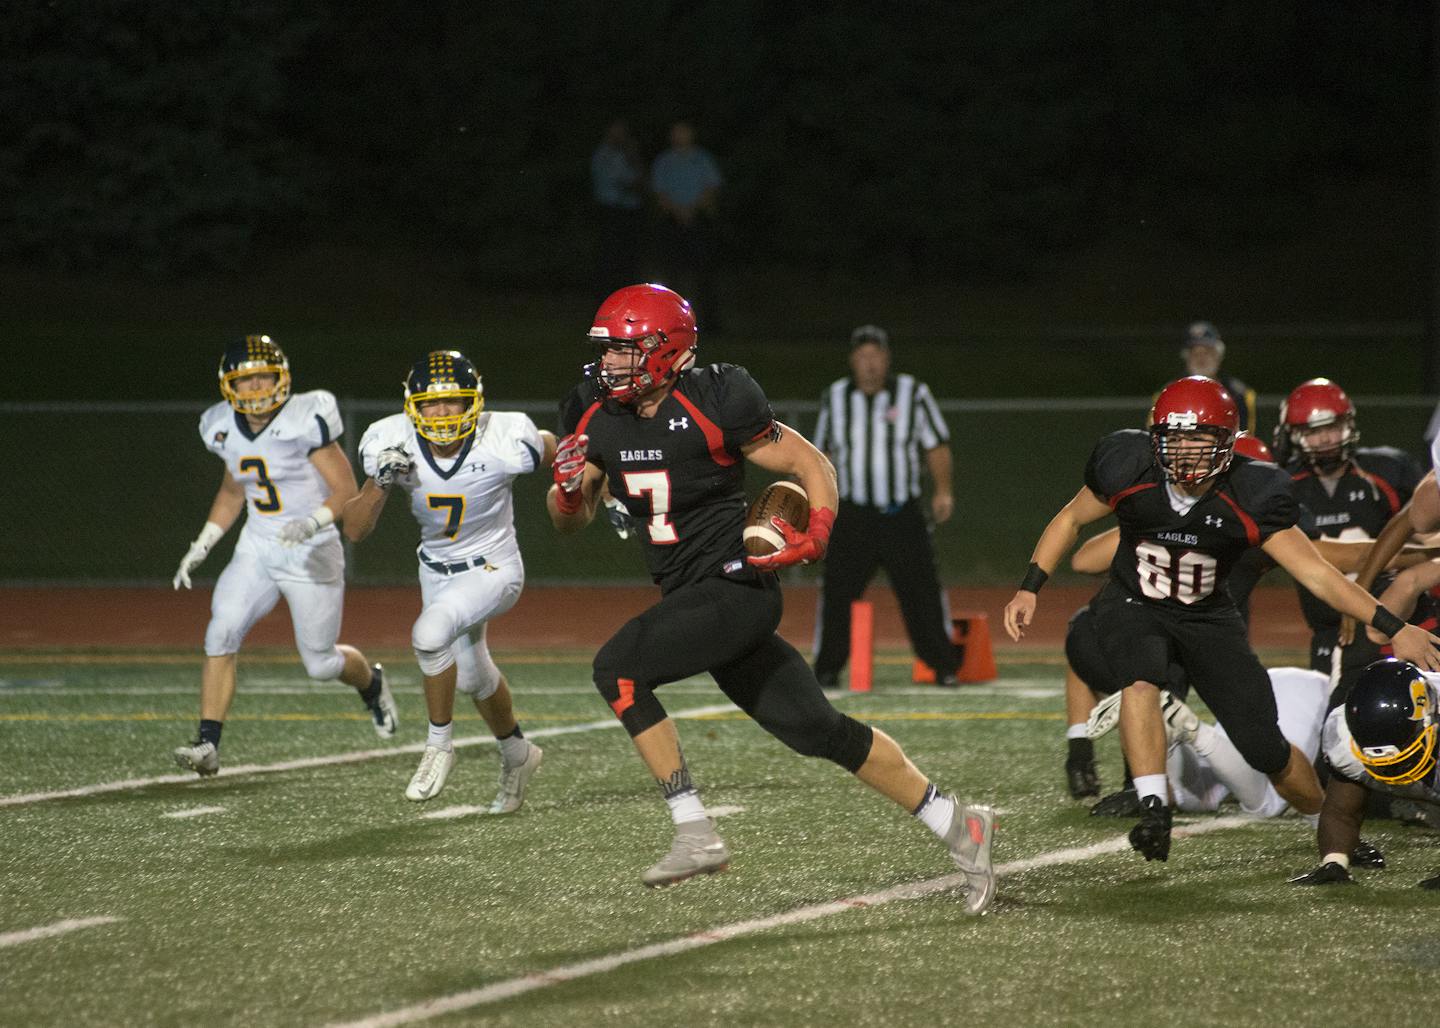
[417,549,487,576]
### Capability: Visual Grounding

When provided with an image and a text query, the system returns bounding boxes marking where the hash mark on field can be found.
[420,805,490,821]
[162,805,227,819]
[707,805,745,818]
[0,916,120,949]
[327,816,1255,1028]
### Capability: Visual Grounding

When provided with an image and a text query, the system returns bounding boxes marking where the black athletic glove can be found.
[1288,861,1354,886]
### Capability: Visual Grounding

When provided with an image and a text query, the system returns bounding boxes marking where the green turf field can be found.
[2,654,1437,1027]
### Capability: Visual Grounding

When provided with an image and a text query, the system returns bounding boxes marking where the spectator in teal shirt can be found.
[651,121,723,332]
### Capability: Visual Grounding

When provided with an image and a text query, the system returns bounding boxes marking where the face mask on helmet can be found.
[584,283,698,404]
[1280,379,1358,475]
[1347,659,1439,786]
[404,351,483,444]
[219,335,291,416]
[1149,377,1239,485]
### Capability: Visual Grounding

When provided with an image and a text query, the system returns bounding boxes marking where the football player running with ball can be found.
[1003,376,1440,863]
[549,283,996,910]
[345,351,554,812]
[172,335,397,776]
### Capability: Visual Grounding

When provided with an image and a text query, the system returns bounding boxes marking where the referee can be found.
[812,325,960,688]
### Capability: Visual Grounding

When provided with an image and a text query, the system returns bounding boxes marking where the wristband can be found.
[554,485,583,515]
[1371,605,1406,638]
[308,506,336,530]
[196,521,225,549]
[1019,561,1049,593]
[1321,851,1351,870]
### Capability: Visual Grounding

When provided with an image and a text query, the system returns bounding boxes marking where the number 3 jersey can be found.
[199,390,344,544]
[358,411,544,567]
[1085,429,1297,611]
[560,363,776,593]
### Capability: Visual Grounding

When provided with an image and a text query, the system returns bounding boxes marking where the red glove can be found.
[553,433,589,514]
[747,507,836,570]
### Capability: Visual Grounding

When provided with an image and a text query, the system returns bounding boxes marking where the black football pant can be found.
[813,499,957,680]
[592,571,875,772]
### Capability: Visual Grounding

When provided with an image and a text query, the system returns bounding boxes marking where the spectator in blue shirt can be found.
[591,120,646,301]
[651,121,723,332]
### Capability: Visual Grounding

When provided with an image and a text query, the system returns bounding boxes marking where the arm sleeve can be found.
[498,415,544,476]
[913,381,949,448]
[717,365,777,452]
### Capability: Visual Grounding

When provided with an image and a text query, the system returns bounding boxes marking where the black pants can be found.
[813,499,957,680]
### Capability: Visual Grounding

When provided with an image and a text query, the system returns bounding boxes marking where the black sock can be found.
[359,665,382,706]
[1122,758,1134,790]
[1067,737,1094,763]
[498,725,524,741]
[199,719,223,748]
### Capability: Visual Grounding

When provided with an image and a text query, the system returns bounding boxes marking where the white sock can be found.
[1303,812,1320,829]
[1191,722,1274,814]
[498,732,528,766]
[1133,773,1169,803]
[427,720,453,751]
[665,788,709,826]
[1066,723,1089,740]
[916,787,956,838]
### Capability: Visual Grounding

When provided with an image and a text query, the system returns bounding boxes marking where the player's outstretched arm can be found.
[173,468,245,589]
[342,479,389,543]
[1070,526,1120,575]
[1003,487,1111,641]
[1290,776,1367,886]
[1339,472,1440,644]
[1264,526,1440,670]
[743,421,839,569]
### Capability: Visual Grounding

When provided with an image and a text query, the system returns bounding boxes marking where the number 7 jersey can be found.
[1084,429,1298,610]
[358,411,544,566]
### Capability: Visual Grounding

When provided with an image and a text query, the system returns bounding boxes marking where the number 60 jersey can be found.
[358,411,544,568]
[1084,429,1297,611]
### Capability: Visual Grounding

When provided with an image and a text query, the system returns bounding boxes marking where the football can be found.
[744,481,810,556]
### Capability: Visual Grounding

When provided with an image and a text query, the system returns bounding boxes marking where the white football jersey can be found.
[358,410,543,565]
[199,390,344,543]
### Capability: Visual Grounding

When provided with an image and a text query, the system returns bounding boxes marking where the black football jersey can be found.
[1084,430,1297,611]
[1288,446,1422,631]
[559,363,776,592]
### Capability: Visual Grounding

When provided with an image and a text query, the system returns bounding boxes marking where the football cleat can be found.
[1090,786,1142,818]
[641,818,730,888]
[1419,870,1440,890]
[405,746,456,802]
[1085,691,1123,740]
[1160,691,1201,748]
[942,798,996,915]
[1066,754,1101,799]
[1391,798,1440,830]
[1350,839,1385,870]
[489,742,543,815]
[1288,861,1355,886]
[367,665,398,739]
[1128,795,1172,862]
[173,740,219,777]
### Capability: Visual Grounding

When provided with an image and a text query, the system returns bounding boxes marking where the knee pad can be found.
[764,708,873,773]
[412,608,459,678]
[203,618,244,658]
[300,645,345,681]
[455,645,500,700]
[594,667,667,737]
[1225,721,1291,777]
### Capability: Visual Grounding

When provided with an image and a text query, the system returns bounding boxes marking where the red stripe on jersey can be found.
[1216,490,1261,546]
[610,678,636,719]
[672,392,737,467]
[1108,482,1157,509]
[1291,470,1313,482]
[573,400,604,437]
[1354,467,1401,515]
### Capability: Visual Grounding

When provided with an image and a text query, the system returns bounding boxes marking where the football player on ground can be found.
[171,335,397,776]
[1003,376,1440,863]
[548,283,996,910]
[344,351,554,812]
[1290,658,1440,888]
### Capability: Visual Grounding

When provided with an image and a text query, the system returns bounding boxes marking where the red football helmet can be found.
[1149,376,1240,484]
[586,283,698,403]
[1231,432,1273,462]
[1277,378,1357,474]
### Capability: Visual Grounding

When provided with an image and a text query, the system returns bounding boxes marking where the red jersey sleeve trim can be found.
[1216,490,1261,546]
[672,391,737,467]
[573,400,603,437]
[1355,467,1401,515]
[1107,481,1157,510]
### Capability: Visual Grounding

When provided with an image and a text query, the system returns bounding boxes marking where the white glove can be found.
[278,506,336,547]
[375,446,414,489]
[173,522,226,590]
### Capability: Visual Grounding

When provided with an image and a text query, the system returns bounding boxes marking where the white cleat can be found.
[173,740,219,777]
[943,798,996,915]
[489,742,543,814]
[642,818,730,888]
[405,746,455,802]
[1085,691,1123,740]
[367,664,398,739]
[1160,690,1201,748]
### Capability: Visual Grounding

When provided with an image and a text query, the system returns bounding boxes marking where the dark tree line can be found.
[1,1,1428,278]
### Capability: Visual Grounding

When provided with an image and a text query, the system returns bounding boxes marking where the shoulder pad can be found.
[1084,430,1153,500]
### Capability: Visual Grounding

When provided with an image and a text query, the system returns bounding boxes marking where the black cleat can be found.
[1419,870,1440,890]
[1128,795,1172,862]
[1065,755,1101,799]
[1350,839,1385,869]
[1090,786,1141,818]
[1289,861,1355,886]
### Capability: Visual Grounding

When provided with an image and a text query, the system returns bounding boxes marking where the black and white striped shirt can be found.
[814,374,949,510]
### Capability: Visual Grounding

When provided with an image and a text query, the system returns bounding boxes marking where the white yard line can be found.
[0,702,742,809]
[0,916,121,949]
[161,806,227,820]
[327,816,1256,1028]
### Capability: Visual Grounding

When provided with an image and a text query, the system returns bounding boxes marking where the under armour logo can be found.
[668,417,689,431]
[1204,514,1223,527]
[1348,490,1366,502]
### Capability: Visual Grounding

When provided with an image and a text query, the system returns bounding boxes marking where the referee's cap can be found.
[1183,321,1223,348]
[850,324,890,350]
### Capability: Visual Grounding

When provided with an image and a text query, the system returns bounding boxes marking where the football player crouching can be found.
[171,335,397,776]
[344,350,554,812]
